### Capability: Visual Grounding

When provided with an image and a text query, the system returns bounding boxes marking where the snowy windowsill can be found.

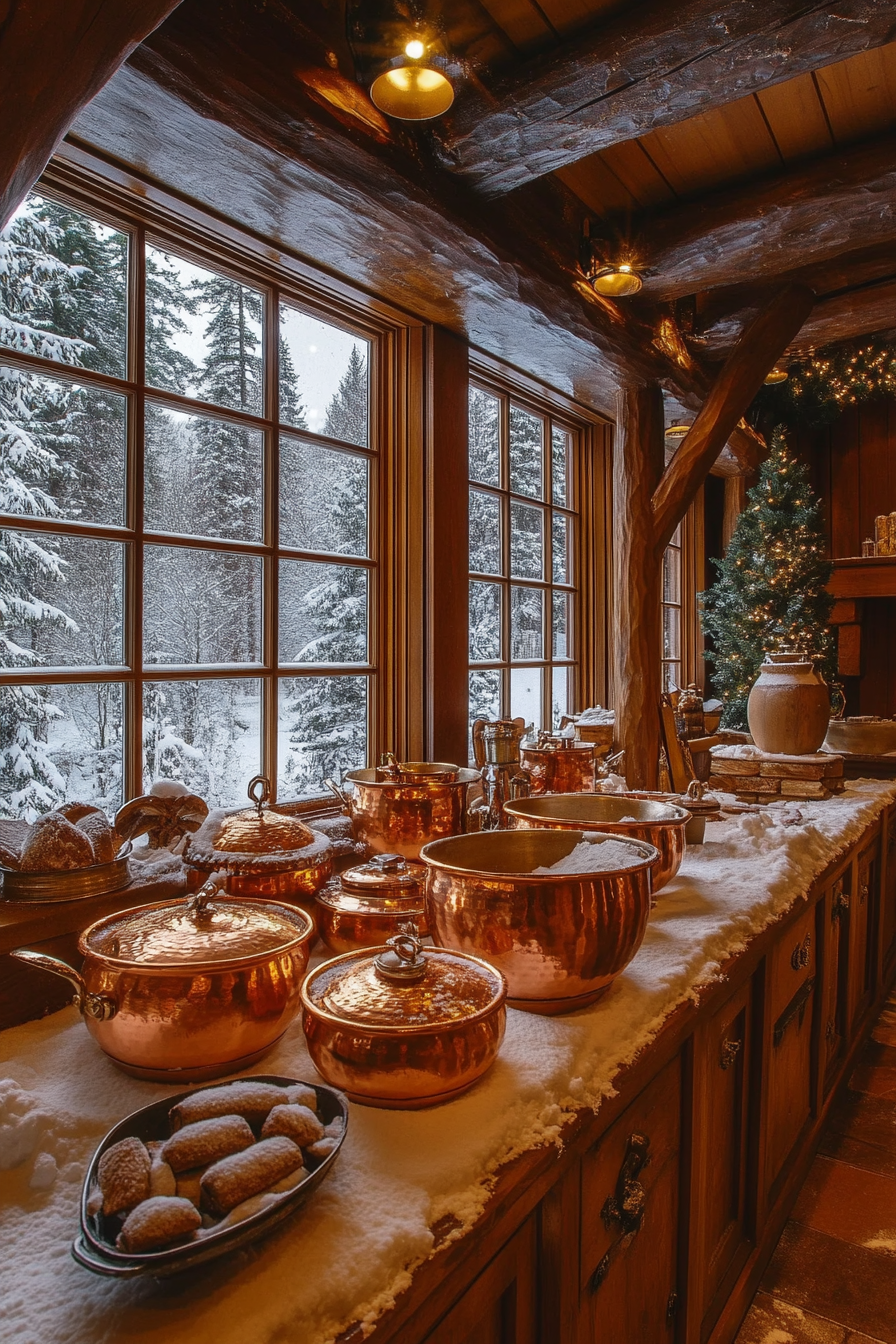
[1,780,894,1344]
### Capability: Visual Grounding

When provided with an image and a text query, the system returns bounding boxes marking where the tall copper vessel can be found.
[420,829,658,1015]
[11,886,315,1081]
[503,794,688,892]
[328,765,479,860]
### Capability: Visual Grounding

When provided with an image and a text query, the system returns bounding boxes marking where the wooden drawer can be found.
[579,1056,681,1342]
[765,974,815,1196]
[423,1217,537,1344]
[767,900,816,1024]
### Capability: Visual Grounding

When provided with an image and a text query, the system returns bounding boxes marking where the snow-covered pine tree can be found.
[0,203,87,815]
[468,387,502,723]
[701,428,835,729]
[282,345,369,793]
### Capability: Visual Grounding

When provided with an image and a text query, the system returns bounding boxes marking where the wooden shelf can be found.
[829,556,896,599]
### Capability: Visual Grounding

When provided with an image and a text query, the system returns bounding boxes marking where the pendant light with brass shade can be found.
[578,220,645,298]
[347,0,457,121]
[764,364,789,384]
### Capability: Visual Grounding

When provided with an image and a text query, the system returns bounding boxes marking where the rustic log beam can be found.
[787,276,896,351]
[652,285,815,555]
[438,0,896,195]
[613,383,666,791]
[637,134,896,302]
[0,0,184,228]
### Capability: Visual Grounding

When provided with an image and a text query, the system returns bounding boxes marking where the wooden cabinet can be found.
[424,1217,537,1344]
[848,841,879,1035]
[763,915,817,1200]
[884,808,896,977]
[579,1056,681,1343]
[690,978,755,1339]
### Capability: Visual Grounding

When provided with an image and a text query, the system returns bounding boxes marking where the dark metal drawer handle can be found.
[791,933,811,971]
[720,1038,742,1070]
[591,1132,651,1292]
[860,883,869,906]
[833,888,850,920]
[774,976,815,1048]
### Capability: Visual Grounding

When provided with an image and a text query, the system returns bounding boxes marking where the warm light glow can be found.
[590,264,643,298]
[664,421,690,440]
[404,39,425,58]
[764,365,788,384]
[370,63,454,119]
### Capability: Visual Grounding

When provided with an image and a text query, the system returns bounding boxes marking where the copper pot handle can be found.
[324,778,352,814]
[10,949,117,1021]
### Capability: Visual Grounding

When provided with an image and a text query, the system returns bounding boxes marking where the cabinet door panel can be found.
[424,1217,537,1344]
[765,977,814,1196]
[884,810,896,975]
[580,1056,680,1343]
[768,901,816,1024]
[821,875,848,1093]
[694,979,753,1336]
[848,844,878,1035]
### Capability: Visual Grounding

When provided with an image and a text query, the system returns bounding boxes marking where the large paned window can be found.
[661,525,683,691]
[468,383,579,735]
[0,191,378,816]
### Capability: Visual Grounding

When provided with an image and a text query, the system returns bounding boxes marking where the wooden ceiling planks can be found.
[816,42,896,143]
[755,72,835,163]
[635,96,783,201]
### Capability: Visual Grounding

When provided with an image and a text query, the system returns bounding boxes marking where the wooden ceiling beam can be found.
[0,0,184,229]
[788,277,896,351]
[636,134,896,302]
[437,0,896,196]
[652,284,815,554]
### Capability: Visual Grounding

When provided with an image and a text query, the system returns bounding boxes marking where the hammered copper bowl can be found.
[420,829,659,1015]
[503,794,688,892]
[11,892,315,1082]
[340,766,480,861]
[301,944,506,1108]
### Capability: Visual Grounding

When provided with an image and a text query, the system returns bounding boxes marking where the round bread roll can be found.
[0,840,21,870]
[97,1136,151,1216]
[260,1104,324,1147]
[58,801,102,825]
[19,813,95,872]
[116,1196,201,1253]
[75,811,116,864]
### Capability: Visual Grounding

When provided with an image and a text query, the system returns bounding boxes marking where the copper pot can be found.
[420,829,659,1015]
[327,765,480,861]
[316,853,429,953]
[301,926,506,1108]
[11,885,315,1082]
[503,794,688,892]
[519,736,598,794]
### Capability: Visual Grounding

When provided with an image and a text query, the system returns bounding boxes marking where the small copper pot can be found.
[328,766,480,861]
[11,886,315,1082]
[316,853,429,953]
[503,794,688,892]
[301,927,506,1108]
[519,737,598,795]
[420,829,659,1015]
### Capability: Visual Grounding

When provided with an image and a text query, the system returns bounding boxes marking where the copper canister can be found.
[301,926,507,1108]
[519,736,598,794]
[316,853,429,953]
[875,515,890,555]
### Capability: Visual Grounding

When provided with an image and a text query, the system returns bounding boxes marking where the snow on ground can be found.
[1,779,893,1344]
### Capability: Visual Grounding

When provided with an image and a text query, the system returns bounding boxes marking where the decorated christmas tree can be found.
[701,429,835,729]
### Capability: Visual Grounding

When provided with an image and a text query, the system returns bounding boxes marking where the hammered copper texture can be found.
[343,767,480,860]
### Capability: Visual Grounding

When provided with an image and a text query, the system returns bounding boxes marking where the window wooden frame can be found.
[0,154,425,806]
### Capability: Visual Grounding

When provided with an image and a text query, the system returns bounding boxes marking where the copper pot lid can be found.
[339,852,425,896]
[211,776,315,854]
[523,733,594,754]
[303,925,505,1030]
[83,884,313,969]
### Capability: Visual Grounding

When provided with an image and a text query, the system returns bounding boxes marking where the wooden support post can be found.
[613,383,666,789]
[722,476,748,551]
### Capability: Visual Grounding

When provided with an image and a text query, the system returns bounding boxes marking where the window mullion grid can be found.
[500,393,512,717]
[128,220,147,801]
[264,283,280,795]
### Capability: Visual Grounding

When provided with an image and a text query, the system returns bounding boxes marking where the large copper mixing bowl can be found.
[503,794,688,892]
[420,829,659,1015]
[333,766,480,861]
[11,887,315,1082]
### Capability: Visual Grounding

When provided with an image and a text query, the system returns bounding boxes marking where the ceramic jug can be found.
[746,651,830,755]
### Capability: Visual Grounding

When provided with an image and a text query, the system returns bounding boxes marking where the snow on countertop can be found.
[2,780,894,1344]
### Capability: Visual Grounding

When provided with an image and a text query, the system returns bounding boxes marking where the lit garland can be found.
[755,337,896,428]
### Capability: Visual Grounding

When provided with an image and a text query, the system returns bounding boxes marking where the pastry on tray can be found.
[1,805,122,873]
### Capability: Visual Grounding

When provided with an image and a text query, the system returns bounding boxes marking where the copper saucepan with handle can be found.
[11,882,315,1082]
[326,762,480,860]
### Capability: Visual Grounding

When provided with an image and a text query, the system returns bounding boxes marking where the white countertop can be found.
[2,780,894,1344]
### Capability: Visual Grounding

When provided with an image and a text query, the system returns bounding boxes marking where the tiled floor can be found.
[735,988,896,1344]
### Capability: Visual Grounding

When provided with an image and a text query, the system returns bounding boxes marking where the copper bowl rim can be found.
[502,796,690,828]
[77,895,316,973]
[315,885,426,913]
[418,829,660,878]
[344,766,480,792]
[301,944,507,1034]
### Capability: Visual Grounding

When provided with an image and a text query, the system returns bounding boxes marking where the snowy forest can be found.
[468,386,573,733]
[0,194,370,818]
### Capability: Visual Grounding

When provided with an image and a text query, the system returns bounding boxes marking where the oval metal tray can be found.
[74,1074,348,1278]
[0,843,132,902]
